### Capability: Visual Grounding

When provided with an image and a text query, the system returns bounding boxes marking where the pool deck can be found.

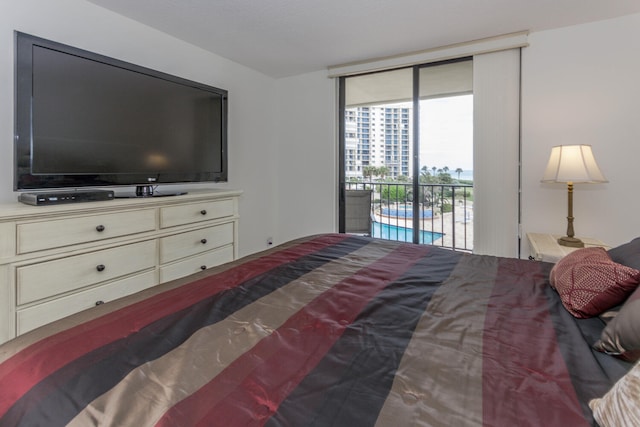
[373,205,473,251]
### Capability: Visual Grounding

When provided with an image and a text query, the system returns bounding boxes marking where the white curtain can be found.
[472,48,521,257]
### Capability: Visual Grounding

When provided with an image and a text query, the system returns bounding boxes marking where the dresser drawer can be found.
[160,199,235,228]
[16,270,157,335]
[17,209,157,254]
[159,245,234,283]
[16,240,157,305]
[159,222,234,264]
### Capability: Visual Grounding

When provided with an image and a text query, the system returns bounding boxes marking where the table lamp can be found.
[541,145,607,248]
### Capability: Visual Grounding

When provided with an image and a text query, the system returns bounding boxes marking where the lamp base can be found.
[557,236,585,248]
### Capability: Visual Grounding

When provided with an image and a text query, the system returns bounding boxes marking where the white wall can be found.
[0,0,280,256]
[521,13,640,253]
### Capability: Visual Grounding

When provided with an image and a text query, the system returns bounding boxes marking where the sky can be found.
[419,94,473,173]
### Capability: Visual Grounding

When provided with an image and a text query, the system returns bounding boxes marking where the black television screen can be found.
[14,31,228,192]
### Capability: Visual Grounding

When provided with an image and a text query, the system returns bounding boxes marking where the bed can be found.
[0,233,638,426]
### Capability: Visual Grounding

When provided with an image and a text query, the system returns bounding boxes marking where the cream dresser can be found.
[0,189,241,344]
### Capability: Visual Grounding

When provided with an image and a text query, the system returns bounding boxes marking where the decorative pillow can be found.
[589,361,640,427]
[549,247,640,318]
[593,285,640,362]
[608,237,640,270]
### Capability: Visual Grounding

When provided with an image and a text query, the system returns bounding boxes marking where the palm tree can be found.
[362,165,376,182]
[420,166,431,183]
[455,168,463,179]
[376,166,389,181]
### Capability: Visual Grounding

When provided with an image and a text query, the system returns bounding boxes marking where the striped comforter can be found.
[0,234,627,426]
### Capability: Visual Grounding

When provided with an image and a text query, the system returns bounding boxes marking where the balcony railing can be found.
[345,181,473,252]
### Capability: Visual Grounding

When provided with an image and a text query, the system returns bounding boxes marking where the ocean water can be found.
[452,170,473,181]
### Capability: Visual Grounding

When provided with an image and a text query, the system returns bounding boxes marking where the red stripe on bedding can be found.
[0,234,349,418]
[482,258,588,426]
[155,243,432,427]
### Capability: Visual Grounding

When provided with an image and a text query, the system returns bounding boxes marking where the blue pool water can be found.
[371,221,443,244]
[381,206,433,219]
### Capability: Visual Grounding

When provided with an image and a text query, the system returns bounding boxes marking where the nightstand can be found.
[526,233,610,263]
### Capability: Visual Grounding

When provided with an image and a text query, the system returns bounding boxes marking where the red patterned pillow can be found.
[549,247,640,318]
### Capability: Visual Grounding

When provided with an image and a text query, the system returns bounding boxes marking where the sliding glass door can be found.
[339,58,474,251]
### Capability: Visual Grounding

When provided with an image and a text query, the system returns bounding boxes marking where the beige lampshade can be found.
[541,145,608,184]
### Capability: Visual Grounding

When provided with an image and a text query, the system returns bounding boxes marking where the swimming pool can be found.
[381,205,433,219]
[371,221,443,244]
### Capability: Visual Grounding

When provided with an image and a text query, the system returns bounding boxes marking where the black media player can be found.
[18,190,115,206]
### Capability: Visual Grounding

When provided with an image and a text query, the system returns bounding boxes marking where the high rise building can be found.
[345,105,412,181]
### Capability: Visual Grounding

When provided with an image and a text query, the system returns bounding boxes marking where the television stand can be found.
[0,189,241,344]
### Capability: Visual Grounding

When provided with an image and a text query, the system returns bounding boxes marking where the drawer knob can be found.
[96,264,106,272]
[95,300,104,306]
[200,210,207,215]
[200,238,207,244]
[200,265,207,270]
[96,225,105,232]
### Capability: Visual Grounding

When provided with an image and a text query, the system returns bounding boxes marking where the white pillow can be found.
[589,361,640,427]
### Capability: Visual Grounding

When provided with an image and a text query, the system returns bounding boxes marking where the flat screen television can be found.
[14,31,228,195]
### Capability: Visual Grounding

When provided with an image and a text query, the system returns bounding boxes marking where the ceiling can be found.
[86,0,640,78]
